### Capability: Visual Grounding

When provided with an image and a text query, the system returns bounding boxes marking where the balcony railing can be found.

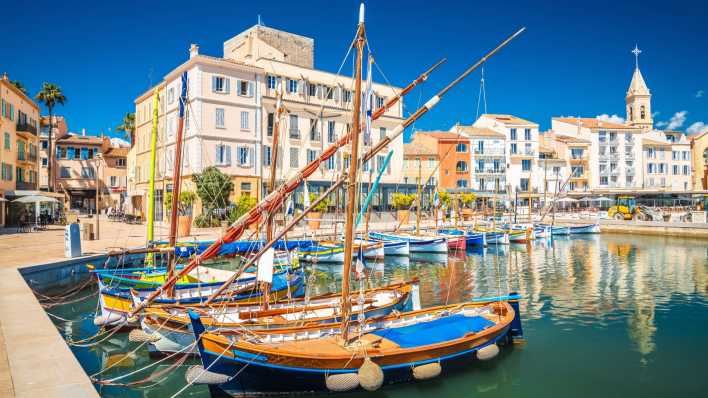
[474,148,505,156]
[475,167,506,174]
[16,122,38,136]
[570,154,588,161]
[515,186,539,194]
[29,153,37,162]
[16,181,37,190]
[289,129,300,139]
[456,167,469,173]
[626,168,635,176]
[625,152,634,160]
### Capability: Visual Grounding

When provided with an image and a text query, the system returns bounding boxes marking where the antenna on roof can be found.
[475,65,487,121]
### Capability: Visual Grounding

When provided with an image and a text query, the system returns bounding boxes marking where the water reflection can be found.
[49,234,708,398]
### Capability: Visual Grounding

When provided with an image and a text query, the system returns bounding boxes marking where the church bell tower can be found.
[626,45,653,130]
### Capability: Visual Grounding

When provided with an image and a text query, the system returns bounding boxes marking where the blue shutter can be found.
[225,145,231,165]
[212,76,216,92]
[224,78,230,94]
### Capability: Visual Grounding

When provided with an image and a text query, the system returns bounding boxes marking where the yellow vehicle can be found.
[608,196,659,221]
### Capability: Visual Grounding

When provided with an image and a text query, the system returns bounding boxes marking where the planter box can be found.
[308,212,322,230]
[397,210,410,225]
[178,216,192,237]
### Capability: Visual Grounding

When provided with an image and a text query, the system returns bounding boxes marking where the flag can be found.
[286,198,294,216]
[433,191,440,208]
[363,55,373,147]
[355,245,366,279]
[303,181,310,208]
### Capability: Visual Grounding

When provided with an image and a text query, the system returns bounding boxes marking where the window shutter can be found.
[249,147,255,167]
[212,76,217,92]
[277,145,283,168]
[248,81,254,97]
[224,78,230,94]
[336,152,342,170]
[226,145,232,165]
[334,86,340,101]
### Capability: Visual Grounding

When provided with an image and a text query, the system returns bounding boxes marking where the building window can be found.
[379,127,386,141]
[263,146,272,166]
[240,182,252,196]
[456,160,468,172]
[683,151,690,161]
[41,158,48,167]
[325,155,335,170]
[683,165,689,175]
[41,140,48,149]
[238,146,250,166]
[212,76,229,93]
[117,158,126,167]
[267,113,274,136]
[510,143,517,154]
[510,128,517,140]
[290,148,299,168]
[3,133,10,150]
[307,149,317,163]
[519,178,529,191]
[238,80,251,96]
[524,128,531,140]
[289,114,299,138]
[267,75,277,90]
[325,86,334,100]
[241,111,249,130]
[376,96,385,109]
[309,119,320,141]
[80,147,89,160]
[1,163,12,181]
[522,159,531,171]
[81,167,95,178]
[456,143,467,153]
[110,176,118,187]
[343,90,352,103]
[672,165,679,175]
[215,108,225,128]
[308,83,317,97]
[167,87,174,104]
[328,121,336,143]
[288,79,298,94]
[640,105,646,120]
[216,144,231,165]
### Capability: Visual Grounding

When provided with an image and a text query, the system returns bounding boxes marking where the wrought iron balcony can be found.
[16,122,38,136]
[16,181,37,190]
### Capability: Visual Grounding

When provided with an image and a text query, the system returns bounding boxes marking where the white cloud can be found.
[663,111,688,130]
[110,137,131,148]
[696,90,705,98]
[687,122,708,135]
[595,114,625,124]
[652,111,660,118]
[656,121,668,128]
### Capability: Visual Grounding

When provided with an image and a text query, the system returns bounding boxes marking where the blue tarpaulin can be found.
[371,315,495,348]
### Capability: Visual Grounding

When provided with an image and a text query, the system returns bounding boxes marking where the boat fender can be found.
[128,329,161,343]
[325,373,360,392]
[93,312,124,326]
[477,343,499,361]
[358,357,384,391]
[412,362,441,380]
[184,365,231,385]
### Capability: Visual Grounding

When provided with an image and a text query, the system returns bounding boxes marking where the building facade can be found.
[406,131,471,190]
[0,74,41,225]
[128,24,405,219]
[102,147,128,211]
[690,132,708,190]
[473,114,540,196]
[641,130,692,191]
[451,125,507,194]
[39,115,69,191]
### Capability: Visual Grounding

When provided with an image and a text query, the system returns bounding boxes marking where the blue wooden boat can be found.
[166,239,316,257]
[438,228,487,247]
[536,224,570,235]
[187,297,523,395]
[569,223,601,234]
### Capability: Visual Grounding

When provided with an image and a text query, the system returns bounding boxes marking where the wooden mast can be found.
[416,157,422,235]
[262,80,285,311]
[340,3,365,342]
[145,88,160,266]
[165,71,188,295]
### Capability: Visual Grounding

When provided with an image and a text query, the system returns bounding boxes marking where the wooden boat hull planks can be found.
[189,301,521,395]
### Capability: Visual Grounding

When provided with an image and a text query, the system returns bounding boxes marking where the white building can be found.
[451,124,506,193]
[641,130,692,191]
[473,114,540,196]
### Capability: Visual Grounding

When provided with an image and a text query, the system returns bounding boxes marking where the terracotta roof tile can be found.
[455,126,506,138]
[481,114,538,126]
[554,117,638,130]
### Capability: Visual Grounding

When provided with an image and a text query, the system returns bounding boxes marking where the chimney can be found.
[82,128,86,136]
[189,44,199,59]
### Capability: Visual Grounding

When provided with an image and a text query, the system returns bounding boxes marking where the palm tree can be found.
[116,112,136,146]
[35,82,66,192]
[11,80,28,96]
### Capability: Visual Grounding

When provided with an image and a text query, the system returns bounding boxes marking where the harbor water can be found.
[48,233,708,397]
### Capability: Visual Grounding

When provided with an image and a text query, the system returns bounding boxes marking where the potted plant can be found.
[165,191,197,236]
[307,192,331,230]
[229,195,258,232]
[392,193,415,225]
[460,192,477,221]
[437,191,451,222]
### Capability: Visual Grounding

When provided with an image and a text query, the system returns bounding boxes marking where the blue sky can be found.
[2,0,707,141]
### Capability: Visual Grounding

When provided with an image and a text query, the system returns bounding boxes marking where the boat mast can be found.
[145,88,159,266]
[340,3,366,343]
[416,157,422,235]
[165,71,188,295]
[266,83,284,241]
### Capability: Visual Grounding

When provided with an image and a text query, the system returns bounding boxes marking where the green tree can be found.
[35,82,66,192]
[459,192,477,208]
[391,193,415,210]
[192,166,233,213]
[116,112,136,144]
[11,80,28,96]
[164,191,197,217]
[228,195,258,223]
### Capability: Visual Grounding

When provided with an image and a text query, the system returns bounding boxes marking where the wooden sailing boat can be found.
[184,5,525,395]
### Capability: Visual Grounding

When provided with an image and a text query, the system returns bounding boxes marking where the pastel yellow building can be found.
[690,131,708,190]
[0,73,41,225]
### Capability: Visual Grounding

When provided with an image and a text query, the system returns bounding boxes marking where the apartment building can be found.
[54,134,110,212]
[230,24,405,207]
[451,125,507,194]
[641,130,691,191]
[39,115,69,191]
[0,74,41,225]
[690,132,708,190]
[130,46,263,220]
[473,114,540,196]
[538,131,571,195]
[102,146,128,210]
[406,131,471,190]
[552,118,644,192]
